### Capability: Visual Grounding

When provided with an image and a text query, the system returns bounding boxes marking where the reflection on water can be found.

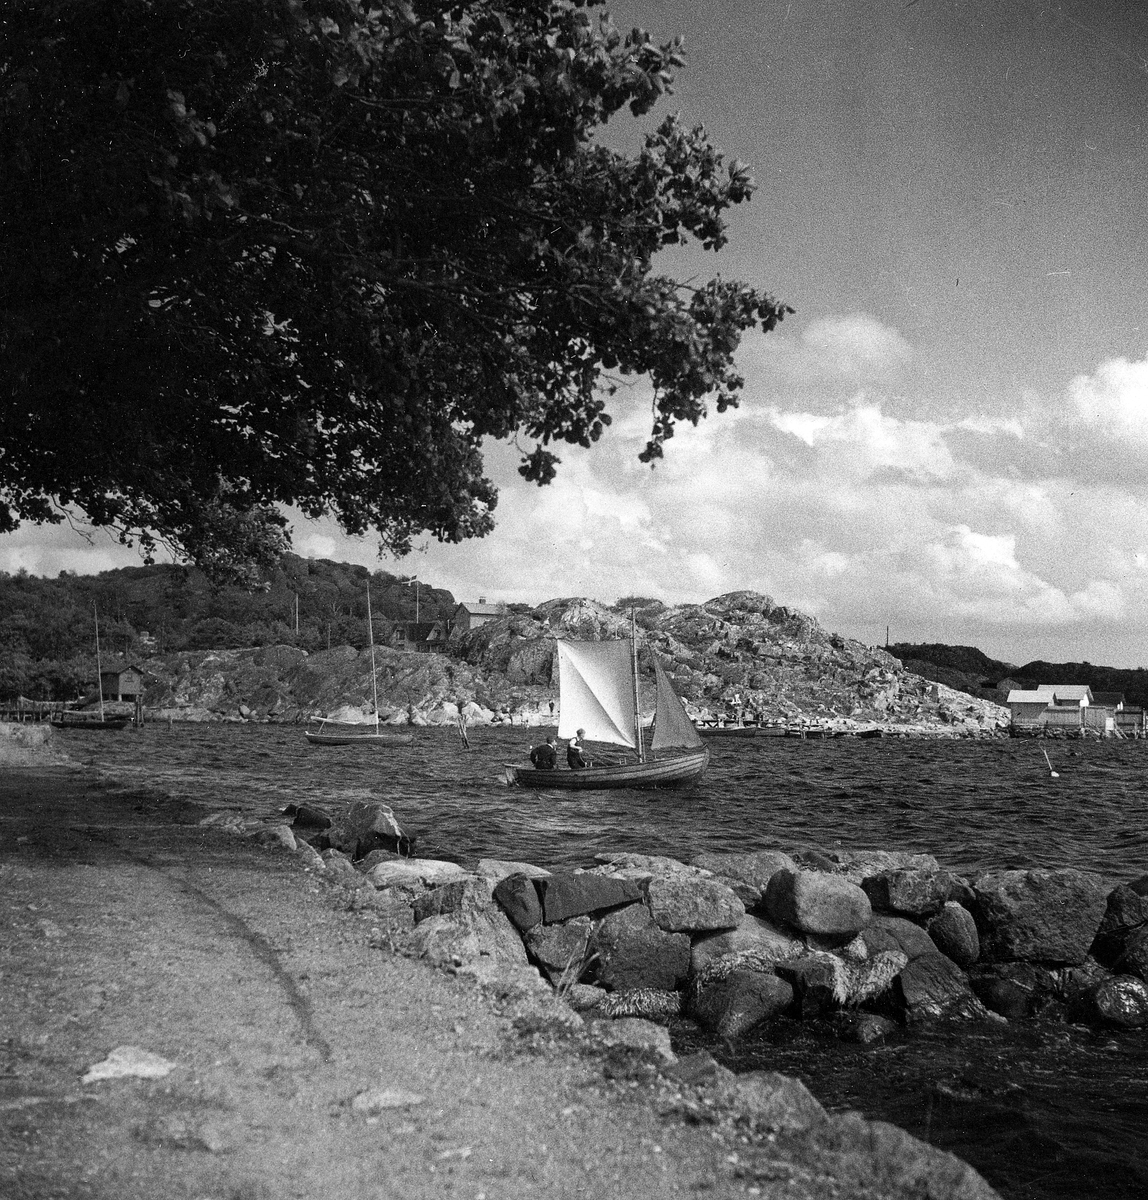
[60,721,1148,1200]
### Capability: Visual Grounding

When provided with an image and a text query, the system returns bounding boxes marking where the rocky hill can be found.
[125,591,1007,736]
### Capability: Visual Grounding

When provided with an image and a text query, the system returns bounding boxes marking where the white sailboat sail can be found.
[650,656,704,752]
[555,640,637,748]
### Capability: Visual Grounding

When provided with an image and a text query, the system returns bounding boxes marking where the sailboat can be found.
[504,620,709,789]
[52,605,130,730]
[305,583,413,746]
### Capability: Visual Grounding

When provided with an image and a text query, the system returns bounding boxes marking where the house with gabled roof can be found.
[1007,682,1119,734]
[98,664,146,702]
[450,599,507,634]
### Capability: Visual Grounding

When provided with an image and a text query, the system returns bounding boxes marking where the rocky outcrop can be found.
[128,589,1010,733]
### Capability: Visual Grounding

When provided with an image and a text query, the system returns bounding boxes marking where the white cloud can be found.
[11,330,1148,665]
[801,313,913,376]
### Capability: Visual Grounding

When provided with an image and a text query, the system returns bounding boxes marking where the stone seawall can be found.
[237,800,1148,1039]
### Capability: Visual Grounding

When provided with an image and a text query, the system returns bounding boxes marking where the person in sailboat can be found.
[529,736,558,770]
[566,728,591,770]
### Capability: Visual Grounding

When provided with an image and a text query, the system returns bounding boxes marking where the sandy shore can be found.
[0,761,1000,1199]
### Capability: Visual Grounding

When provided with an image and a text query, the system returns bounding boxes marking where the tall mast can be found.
[94,604,105,720]
[367,582,380,733]
[631,608,645,763]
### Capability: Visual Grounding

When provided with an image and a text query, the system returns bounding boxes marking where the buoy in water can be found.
[1042,748,1059,779]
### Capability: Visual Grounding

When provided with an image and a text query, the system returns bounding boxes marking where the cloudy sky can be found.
[6,0,1148,667]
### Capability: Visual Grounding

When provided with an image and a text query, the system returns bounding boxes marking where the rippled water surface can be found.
[60,722,1148,1200]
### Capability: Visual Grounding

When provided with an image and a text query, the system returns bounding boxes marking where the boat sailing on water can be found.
[505,618,709,789]
[305,583,413,747]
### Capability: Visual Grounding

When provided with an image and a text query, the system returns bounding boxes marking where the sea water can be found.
[61,723,1148,1200]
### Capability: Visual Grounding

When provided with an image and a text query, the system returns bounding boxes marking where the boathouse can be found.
[98,665,144,702]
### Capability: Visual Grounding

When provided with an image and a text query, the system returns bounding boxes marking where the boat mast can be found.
[367,582,380,733]
[631,608,645,763]
[94,604,105,721]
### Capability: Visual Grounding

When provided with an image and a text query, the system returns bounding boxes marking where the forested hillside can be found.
[0,557,455,698]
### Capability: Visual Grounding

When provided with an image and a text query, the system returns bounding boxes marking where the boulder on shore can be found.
[973,869,1110,965]
[765,869,872,939]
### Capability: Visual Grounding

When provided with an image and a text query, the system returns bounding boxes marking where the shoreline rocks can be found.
[237,800,1148,1041]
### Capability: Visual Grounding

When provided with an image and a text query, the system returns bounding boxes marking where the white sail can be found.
[556,640,637,748]
[650,656,704,751]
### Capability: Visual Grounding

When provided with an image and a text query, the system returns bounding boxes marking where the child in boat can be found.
[529,737,558,770]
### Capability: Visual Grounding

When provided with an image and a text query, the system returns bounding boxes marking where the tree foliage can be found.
[0,0,791,582]
[0,555,457,696]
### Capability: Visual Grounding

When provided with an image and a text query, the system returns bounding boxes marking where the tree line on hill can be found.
[0,556,456,699]
[889,643,1148,711]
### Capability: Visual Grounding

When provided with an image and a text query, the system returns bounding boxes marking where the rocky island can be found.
[129,592,1009,737]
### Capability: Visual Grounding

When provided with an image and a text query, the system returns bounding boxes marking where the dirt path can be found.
[0,765,998,1200]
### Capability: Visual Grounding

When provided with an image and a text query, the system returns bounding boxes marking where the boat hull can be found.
[51,716,130,731]
[699,725,763,738]
[505,747,709,790]
[305,731,413,746]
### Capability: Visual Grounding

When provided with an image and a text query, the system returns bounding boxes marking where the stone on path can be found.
[973,868,1110,965]
[765,869,872,939]
[82,1046,178,1084]
[349,1087,426,1114]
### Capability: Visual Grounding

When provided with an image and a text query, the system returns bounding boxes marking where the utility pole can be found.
[294,593,300,635]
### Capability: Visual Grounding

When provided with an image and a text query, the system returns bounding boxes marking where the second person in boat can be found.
[567,728,592,770]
